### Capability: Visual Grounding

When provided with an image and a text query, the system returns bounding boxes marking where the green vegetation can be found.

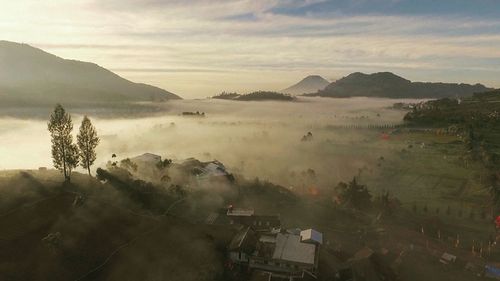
[77,116,100,176]
[389,90,500,214]
[236,91,294,101]
[212,91,295,101]
[0,170,233,281]
[404,90,500,168]
[48,104,79,182]
[335,177,372,210]
[48,105,100,181]
[405,91,500,127]
[181,111,205,117]
[212,91,240,100]
[307,72,491,98]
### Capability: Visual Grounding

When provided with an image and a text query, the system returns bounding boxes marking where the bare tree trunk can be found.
[61,142,67,180]
[67,166,72,183]
[87,148,91,176]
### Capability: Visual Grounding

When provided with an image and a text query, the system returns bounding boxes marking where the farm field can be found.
[358,131,495,251]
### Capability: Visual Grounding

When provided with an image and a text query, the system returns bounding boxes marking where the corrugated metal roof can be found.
[272,233,316,265]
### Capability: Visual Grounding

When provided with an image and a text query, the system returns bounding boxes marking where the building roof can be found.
[177,158,231,179]
[130,153,161,163]
[440,252,457,264]
[352,247,374,260]
[180,157,201,165]
[204,162,227,175]
[229,226,257,253]
[196,160,230,179]
[259,234,277,244]
[227,208,255,217]
[251,215,281,228]
[300,229,323,245]
[272,233,316,265]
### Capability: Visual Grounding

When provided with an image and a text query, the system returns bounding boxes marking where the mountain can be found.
[306,72,492,99]
[0,41,181,107]
[282,75,330,95]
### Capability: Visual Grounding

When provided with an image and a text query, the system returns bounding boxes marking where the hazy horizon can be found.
[1,0,500,98]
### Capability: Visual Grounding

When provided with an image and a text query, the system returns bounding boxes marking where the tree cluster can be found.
[48,104,100,181]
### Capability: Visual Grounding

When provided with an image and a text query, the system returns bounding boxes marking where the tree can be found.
[486,172,500,211]
[465,125,476,152]
[48,104,79,181]
[66,144,80,178]
[335,177,372,210]
[77,116,100,176]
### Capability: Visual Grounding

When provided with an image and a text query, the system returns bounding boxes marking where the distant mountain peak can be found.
[283,75,330,95]
[303,74,326,80]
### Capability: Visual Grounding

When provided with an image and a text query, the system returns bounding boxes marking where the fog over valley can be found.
[0,97,413,188]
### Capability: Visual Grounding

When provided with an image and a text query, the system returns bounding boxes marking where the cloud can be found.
[110,68,228,73]
[0,0,499,97]
[268,0,500,18]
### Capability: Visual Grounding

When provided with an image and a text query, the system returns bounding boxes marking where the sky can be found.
[1,0,500,98]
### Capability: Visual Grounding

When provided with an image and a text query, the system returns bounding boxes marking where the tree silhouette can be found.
[77,116,100,176]
[336,177,372,210]
[48,104,79,181]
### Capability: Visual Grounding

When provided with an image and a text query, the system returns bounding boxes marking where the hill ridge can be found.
[0,40,181,107]
[306,71,491,98]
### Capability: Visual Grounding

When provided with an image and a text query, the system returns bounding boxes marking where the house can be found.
[196,160,231,179]
[439,252,457,265]
[182,159,235,182]
[228,226,258,264]
[130,153,162,165]
[201,161,229,177]
[247,215,281,233]
[227,207,255,217]
[249,231,320,279]
[225,206,281,232]
[126,153,164,178]
[227,227,323,280]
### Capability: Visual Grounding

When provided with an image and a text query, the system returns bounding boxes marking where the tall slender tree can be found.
[77,116,100,176]
[48,104,79,181]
